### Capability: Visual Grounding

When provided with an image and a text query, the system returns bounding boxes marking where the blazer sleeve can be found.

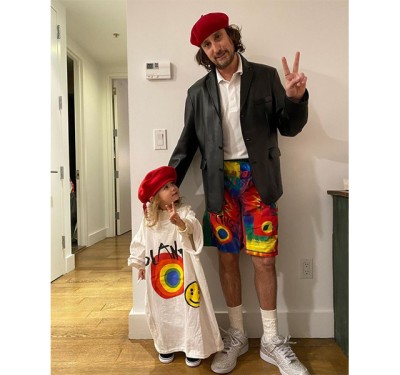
[273,68,309,137]
[168,93,199,187]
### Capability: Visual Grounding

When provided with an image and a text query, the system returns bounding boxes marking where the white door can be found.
[113,79,132,235]
[51,6,65,281]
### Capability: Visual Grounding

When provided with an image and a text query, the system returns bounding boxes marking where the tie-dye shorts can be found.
[208,160,278,257]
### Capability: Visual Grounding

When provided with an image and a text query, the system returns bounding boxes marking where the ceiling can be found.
[58,0,127,67]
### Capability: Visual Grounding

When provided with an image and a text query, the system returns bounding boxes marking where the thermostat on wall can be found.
[146,62,171,80]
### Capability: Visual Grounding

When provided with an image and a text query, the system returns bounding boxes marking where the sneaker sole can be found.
[211,342,249,374]
[185,358,201,367]
[159,354,174,364]
[260,349,310,375]
[260,349,279,366]
[261,350,299,375]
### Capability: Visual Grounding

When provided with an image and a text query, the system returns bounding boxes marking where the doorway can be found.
[67,54,86,253]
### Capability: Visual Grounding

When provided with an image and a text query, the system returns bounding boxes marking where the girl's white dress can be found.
[128,204,223,358]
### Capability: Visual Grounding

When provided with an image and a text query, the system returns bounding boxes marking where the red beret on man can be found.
[138,166,177,206]
[190,12,229,47]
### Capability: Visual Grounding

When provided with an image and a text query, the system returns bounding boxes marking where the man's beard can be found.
[213,49,235,70]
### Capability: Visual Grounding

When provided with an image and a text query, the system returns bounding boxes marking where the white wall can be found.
[127,0,348,338]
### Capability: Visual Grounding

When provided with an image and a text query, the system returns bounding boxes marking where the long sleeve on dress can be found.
[177,206,203,256]
[128,217,146,269]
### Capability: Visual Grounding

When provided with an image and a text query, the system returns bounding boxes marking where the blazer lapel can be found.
[206,71,221,119]
[240,56,254,111]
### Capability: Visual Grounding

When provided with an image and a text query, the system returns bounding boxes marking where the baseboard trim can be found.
[87,228,107,247]
[128,308,334,339]
[65,253,75,273]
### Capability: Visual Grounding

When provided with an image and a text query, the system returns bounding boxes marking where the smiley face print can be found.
[185,281,201,308]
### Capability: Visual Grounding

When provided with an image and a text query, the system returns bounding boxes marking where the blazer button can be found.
[245,138,251,142]
[218,146,223,150]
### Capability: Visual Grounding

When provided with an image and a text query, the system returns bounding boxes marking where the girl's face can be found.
[157,181,180,209]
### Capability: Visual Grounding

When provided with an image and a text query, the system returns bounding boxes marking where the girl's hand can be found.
[167,202,186,231]
[138,268,145,280]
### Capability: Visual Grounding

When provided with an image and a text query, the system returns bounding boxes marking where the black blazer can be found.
[169,55,309,214]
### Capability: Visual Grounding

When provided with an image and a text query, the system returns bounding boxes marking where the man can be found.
[168,12,310,375]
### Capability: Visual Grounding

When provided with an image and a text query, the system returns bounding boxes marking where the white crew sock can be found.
[228,305,244,333]
[261,308,278,341]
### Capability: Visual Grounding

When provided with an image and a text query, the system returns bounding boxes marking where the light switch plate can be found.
[154,129,167,150]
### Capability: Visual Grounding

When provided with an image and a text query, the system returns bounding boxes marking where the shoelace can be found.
[220,328,244,353]
[271,336,298,363]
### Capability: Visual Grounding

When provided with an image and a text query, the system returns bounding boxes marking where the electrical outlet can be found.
[300,258,313,279]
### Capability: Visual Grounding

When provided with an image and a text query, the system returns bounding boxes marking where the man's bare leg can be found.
[219,252,242,307]
[251,256,277,310]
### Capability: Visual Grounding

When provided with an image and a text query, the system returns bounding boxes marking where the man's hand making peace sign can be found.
[282,51,307,101]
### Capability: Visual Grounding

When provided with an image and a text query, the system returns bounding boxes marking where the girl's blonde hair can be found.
[145,194,182,227]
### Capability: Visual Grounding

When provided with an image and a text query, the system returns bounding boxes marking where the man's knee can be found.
[219,252,240,272]
[252,256,276,273]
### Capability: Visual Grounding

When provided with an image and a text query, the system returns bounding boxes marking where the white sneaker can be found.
[158,352,174,364]
[185,357,201,367]
[211,328,249,374]
[260,335,310,375]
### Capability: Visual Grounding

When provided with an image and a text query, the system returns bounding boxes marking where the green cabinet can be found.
[328,190,348,356]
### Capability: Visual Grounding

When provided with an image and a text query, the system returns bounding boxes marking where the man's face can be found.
[201,28,235,70]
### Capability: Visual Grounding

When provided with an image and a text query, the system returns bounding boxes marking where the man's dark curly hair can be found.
[194,25,245,71]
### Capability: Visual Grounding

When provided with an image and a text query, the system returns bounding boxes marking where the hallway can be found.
[51,232,348,374]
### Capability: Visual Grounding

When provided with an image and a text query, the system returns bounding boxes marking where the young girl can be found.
[128,166,223,367]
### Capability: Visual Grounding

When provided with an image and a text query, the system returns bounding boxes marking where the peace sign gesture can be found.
[281,51,307,101]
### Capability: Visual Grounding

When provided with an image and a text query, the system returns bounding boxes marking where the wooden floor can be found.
[51,231,349,375]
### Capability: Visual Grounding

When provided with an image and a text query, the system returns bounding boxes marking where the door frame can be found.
[105,73,128,238]
[51,4,65,281]
[51,0,75,279]
[112,78,132,235]
[67,49,88,247]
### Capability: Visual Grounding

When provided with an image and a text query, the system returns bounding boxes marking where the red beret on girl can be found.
[138,166,177,205]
